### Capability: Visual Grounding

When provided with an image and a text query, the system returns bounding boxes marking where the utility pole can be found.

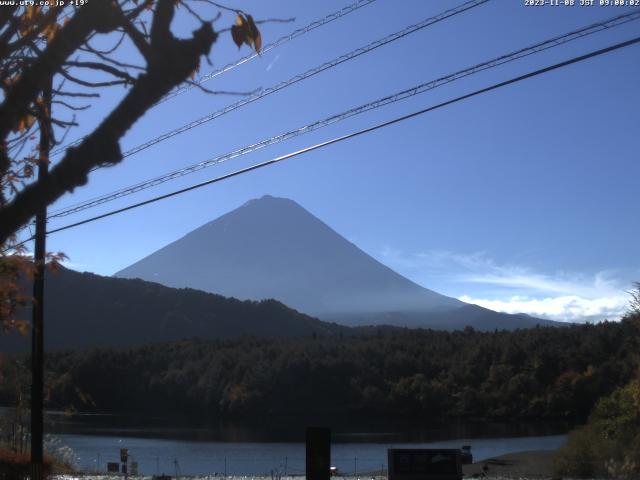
[31,75,52,480]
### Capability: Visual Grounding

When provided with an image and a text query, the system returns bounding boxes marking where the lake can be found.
[41,415,568,476]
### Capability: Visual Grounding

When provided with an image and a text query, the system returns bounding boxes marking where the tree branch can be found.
[119,13,153,63]
[64,60,137,83]
[0,1,121,176]
[59,67,131,88]
[0,19,218,245]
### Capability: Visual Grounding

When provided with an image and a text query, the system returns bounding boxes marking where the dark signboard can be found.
[306,427,330,480]
[107,462,120,473]
[388,449,462,480]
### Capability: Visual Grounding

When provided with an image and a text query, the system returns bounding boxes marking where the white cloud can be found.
[378,248,634,323]
[458,294,628,323]
[61,260,86,270]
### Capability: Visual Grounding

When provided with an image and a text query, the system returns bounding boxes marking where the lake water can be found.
[50,422,567,475]
[0,408,568,475]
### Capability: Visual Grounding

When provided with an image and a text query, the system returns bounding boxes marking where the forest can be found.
[1,313,638,426]
[0,267,349,353]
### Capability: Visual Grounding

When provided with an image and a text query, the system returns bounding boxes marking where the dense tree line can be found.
[1,315,638,425]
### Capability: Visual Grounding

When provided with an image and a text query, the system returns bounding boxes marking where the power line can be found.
[116,0,489,161]
[159,0,379,104]
[122,0,493,166]
[49,0,378,157]
[49,0,493,217]
[47,10,640,220]
[49,0,490,162]
[37,35,640,240]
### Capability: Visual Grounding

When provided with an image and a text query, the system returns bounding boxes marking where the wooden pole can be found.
[31,75,51,480]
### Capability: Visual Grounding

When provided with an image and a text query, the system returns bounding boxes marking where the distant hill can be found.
[337,304,560,331]
[116,195,561,330]
[0,267,348,352]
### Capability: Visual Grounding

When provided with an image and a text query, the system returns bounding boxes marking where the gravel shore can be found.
[463,450,557,478]
[51,451,568,480]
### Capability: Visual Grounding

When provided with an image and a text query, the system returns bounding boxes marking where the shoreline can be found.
[49,450,563,480]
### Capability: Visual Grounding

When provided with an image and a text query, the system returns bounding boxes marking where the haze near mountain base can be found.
[116,196,559,331]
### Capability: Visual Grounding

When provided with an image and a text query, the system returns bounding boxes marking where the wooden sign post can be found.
[306,427,330,480]
[388,449,463,480]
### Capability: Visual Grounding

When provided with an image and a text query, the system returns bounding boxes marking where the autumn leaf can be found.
[41,22,60,42]
[246,15,261,53]
[18,6,61,41]
[19,5,43,37]
[75,386,96,406]
[189,59,200,80]
[254,30,262,53]
[14,114,35,133]
[231,14,246,48]
[15,320,29,336]
[35,96,49,115]
[46,252,68,274]
[231,13,262,53]
[64,405,77,417]
[3,74,21,91]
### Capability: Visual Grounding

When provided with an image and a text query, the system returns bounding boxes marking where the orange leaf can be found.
[231,14,246,49]
[246,15,261,53]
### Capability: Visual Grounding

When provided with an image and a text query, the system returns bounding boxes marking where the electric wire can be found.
[49,0,490,161]
[49,0,378,157]
[8,0,474,239]
[47,10,640,220]
[159,0,379,104]
[113,0,491,163]
[31,35,640,243]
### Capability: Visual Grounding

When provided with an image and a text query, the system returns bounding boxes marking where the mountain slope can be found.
[117,195,463,317]
[116,195,560,330]
[0,267,348,352]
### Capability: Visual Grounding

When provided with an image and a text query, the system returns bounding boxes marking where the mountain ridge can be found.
[116,195,561,330]
[0,267,349,353]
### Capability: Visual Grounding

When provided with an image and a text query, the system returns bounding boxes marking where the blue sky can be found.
[32,0,640,322]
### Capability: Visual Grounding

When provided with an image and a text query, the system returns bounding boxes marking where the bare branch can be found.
[0,8,219,244]
[50,117,78,128]
[150,0,175,47]
[64,61,137,83]
[118,11,153,62]
[254,17,296,25]
[0,7,59,59]
[0,1,122,166]
[0,5,17,31]
[181,2,208,24]
[0,8,19,55]
[59,68,129,88]
[196,0,244,15]
[51,100,90,111]
[52,90,100,98]
[83,31,127,56]
[185,80,261,97]
[80,43,145,71]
